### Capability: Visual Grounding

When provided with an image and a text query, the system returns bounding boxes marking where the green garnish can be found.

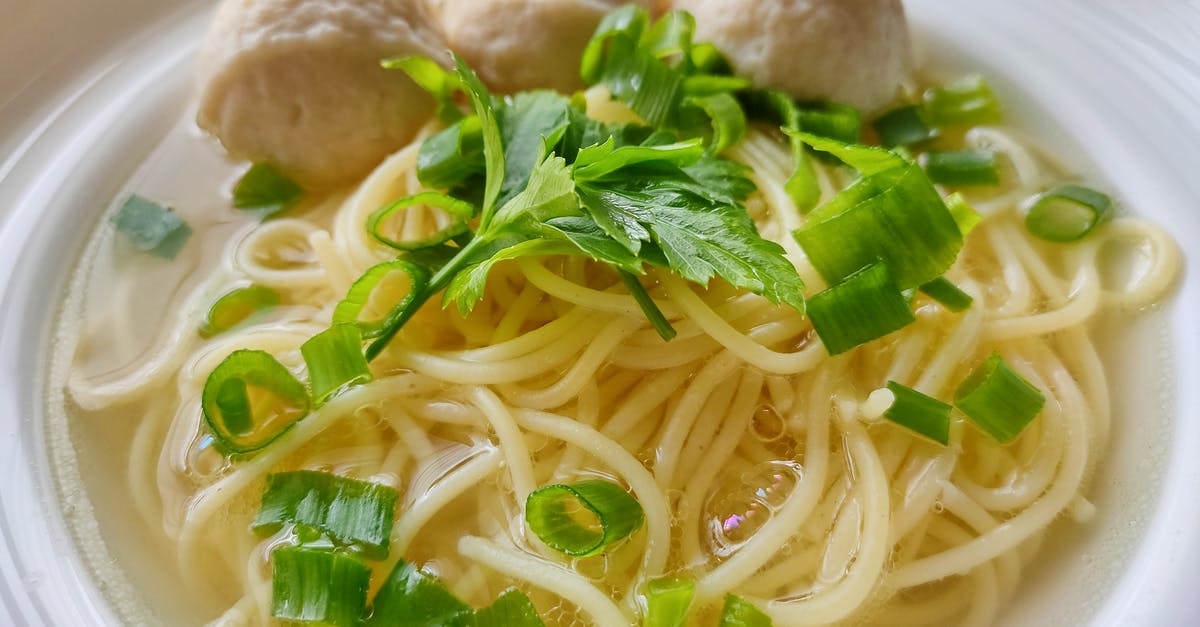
[954,352,1046,443]
[199,284,280,338]
[112,194,192,259]
[806,262,915,356]
[524,480,645,556]
[922,149,1000,186]
[332,260,431,339]
[619,271,676,341]
[918,277,973,312]
[471,589,546,627]
[946,192,982,236]
[201,349,310,455]
[740,89,820,213]
[923,75,1001,127]
[884,381,953,445]
[232,163,303,219]
[253,471,398,559]
[873,104,937,147]
[300,324,372,405]
[381,56,464,124]
[644,577,696,627]
[1024,184,1113,242]
[271,547,370,627]
[718,594,772,626]
[368,192,473,251]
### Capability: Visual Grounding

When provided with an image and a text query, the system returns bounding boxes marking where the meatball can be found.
[196,0,447,187]
[430,0,658,94]
[670,0,911,113]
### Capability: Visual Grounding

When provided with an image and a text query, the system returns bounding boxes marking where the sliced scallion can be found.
[884,381,952,445]
[253,470,398,559]
[300,324,372,405]
[946,192,982,236]
[741,89,819,212]
[922,149,1000,186]
[472,589,545,627]
[919,277,973,312]
[271,547,370,627]
[199,284,280,338]
[795,101,861,146]
[525,480,645,556]
[113,194,192,259]
[202,350,310,455]
[719,594,772,626]
[368,192,474,251]
[333,260,431,339]
[873,105,937,147]
[367,559,472,626]
[954,352,1045,443]
[686,92,746,154]
[644,577,695,627]
[232,163,303,220]
[923,75,1001,127]
[1024,184,1113,243]
[807,262,915,356]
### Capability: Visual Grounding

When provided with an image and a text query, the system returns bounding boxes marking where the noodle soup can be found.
[45,3,1181,626]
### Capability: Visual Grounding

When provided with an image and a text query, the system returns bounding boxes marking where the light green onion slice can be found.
[795,101,862,146]
[199,284,280,338]
[580,4,649,86]
[113,194,192,259]
[919,277,973,312]
[367,559,472,626]
[954,352,1046,443]
[232,163,303,220]
[367,192,474,252]
[301,324,372,406]
[1024,184,1113,243]
[873,104,937,147]
[688,42,730,75]
[416,115,485,191]
[598,34,683,128]
[923,75,1001,127]
[525,480,645,556]
[271,546,370,627]
[686,92,747,154]
[333,260,431,339]
[253,471,398,559]
[743,89,819,213]
[718,594,772,626]
[383,55,464,124]
[806,262,916,356]
[472,589,546,627]
[644,577,695,627]
[640,9,694,62]
[946,192,982,236]
[884,381,953,445]
[202,350,310,455]
[922,149,1000,186]
[620,271,676,341]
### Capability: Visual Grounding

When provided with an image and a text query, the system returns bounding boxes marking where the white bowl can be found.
[0,0,1196,624]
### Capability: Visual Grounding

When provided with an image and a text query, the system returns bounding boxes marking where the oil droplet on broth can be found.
[703,460,803,557]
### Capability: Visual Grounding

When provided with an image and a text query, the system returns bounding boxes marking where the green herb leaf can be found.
[383,55,464,124]
[417,115,485,190]
[113,194,192,259]
[620,271,676,341]
[253,471,398,559]
[452,53,505,228]
[232,163,304,219]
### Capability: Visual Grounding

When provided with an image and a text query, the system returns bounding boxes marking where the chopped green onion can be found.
[472,589,546,627]
[688,42,731,75]
[795,101,862,146]
[923,75,1001,127]
[806,262,916,355]
[301,324,372,405]
[202,350,310,455]
[271,547,370,627]
[644,577,695,627]
[367,559,472,627]
[416,115,485,190]
[199,284,280,338]
[367,192,474,251]
[791,137,962,290]
[686,92,747,154]
[620,271,676,341]
[922,149,1000,186]
[598,34,683,128]
[718,594,772,626]
[640,9,694,63]
[946,192,982,236]
[884,381,952,445]
[919,277,973,312]
[113,194,192,259]
[232,163,304,220]
[1024,184,1113,243]
[383,55,463,124]
[954,352,1045,443]
[873,104,937,147]
[741,90,819,212]
[253,470,399,559]
[525,480,645,556]
[333,260,431,338]
[580,4,649,86]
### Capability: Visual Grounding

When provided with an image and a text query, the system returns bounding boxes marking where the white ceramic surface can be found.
[0,0,1197,625]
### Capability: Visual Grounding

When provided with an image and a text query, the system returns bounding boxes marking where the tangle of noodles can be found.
[59,100,1180,627]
